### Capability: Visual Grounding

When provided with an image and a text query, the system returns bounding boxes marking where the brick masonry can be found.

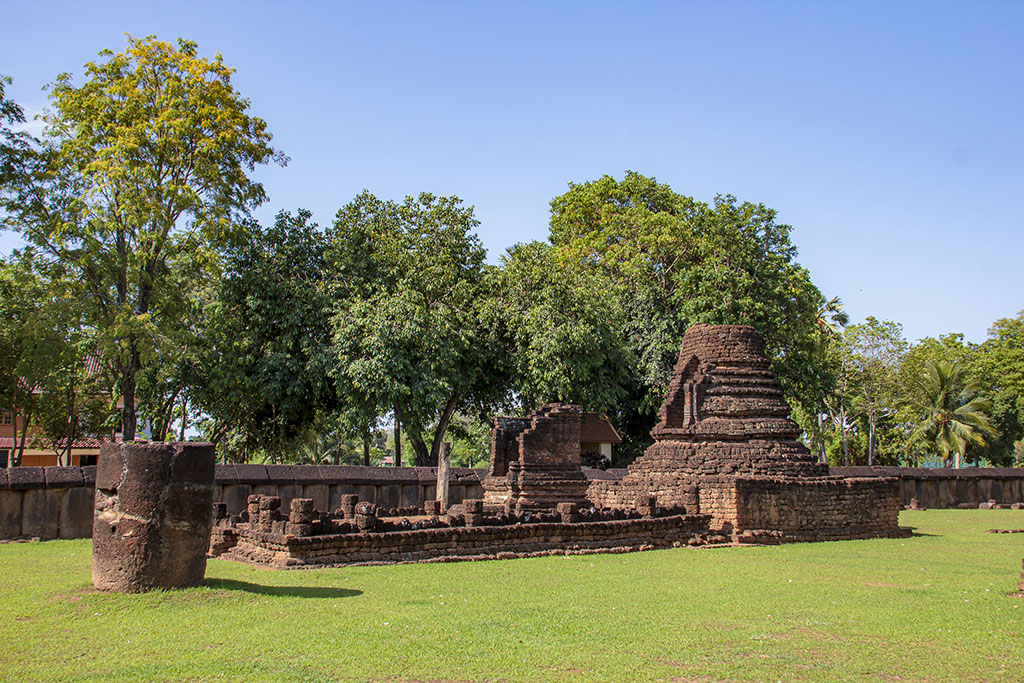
[217,509,715,568]
[588,324,908,541]
[482,404,591,513]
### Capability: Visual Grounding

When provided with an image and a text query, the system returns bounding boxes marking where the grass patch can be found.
[1,510,1022,682]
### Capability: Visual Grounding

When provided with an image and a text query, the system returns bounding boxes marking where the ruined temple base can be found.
[483,470,591,514]
[212,514,716,568]
[589,474,910,544]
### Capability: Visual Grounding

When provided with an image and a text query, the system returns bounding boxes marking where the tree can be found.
[972,312,1024,466]
[1,36,284,441]
[494,241,632,413]
[804,296,849,462]
[547,172,830,455]
[0,251,116,465]
[327,191,507,466]
[845,317,906,465]
[194,210,336,462]
[0,75,36,200]
[904,360,997,468]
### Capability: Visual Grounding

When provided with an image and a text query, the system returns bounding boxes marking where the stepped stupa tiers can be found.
[589,324,908,542]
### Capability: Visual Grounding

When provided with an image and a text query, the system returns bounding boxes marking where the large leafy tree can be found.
[0,75,35,197]
[493,241,632,413]
[194,210,337,462]
[547,172,829,453]
[1,36,284,440]
[327,191,507,466]
[904,360,997,468]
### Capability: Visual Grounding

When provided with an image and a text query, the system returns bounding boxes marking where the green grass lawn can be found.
[1,510,1022,682]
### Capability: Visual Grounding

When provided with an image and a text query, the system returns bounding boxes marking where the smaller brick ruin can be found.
[93,442,215,592]
[482,404,590,514]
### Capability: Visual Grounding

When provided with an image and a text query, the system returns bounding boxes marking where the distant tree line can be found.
[1,38,1019,467]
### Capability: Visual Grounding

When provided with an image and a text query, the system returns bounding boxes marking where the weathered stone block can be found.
[8,467,45,490]
[21,488,58,539]
[219,483,250,516]
[0,489,22,538]
[44,466,83,489]
[59,486,94,539]
[302,484,330,513]
[92,441,215,592]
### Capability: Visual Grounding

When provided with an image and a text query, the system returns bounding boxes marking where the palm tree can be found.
[904,360,997,468]
[815,296,850,337]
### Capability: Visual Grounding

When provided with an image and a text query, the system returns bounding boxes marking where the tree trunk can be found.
[408,434,429,466]
[955,451,962,469]
[816,410,827,463]
[840,407,850,467]
[363,432,370,466]
[867,414,876,466]
[428,394,461,467]
[16,408,31,467]
[120,345,139,441]
[9,391,18,468]
[64,386,75,467]
[393,410,402,467]
[179,397,187,441]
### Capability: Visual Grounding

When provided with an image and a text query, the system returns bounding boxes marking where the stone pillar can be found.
[355,501,379,531]
[436,441,451,513]
[286,497,314,537]
[92,441,215,593]
[464,499,484,526]
[246,494,260,525]
[258,496,281,532]
[339,493,358,519]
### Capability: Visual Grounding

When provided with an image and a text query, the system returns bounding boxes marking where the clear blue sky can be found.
[2,1,1021,345]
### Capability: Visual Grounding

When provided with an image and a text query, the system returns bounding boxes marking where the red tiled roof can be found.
[580,413,622,444]
[0,435,120,450]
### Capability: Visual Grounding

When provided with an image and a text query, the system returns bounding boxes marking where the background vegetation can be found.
[1,38,1021,467]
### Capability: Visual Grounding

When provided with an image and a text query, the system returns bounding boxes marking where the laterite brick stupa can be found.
[589,324,907,542]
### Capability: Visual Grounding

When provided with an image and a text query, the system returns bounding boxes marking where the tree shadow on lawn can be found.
[205,578,362,599]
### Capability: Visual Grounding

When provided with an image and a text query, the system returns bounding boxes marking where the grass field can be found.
[1,510,1022,682]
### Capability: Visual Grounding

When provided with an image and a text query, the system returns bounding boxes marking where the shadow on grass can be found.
[205,578,362,599]
[906,528,939,537]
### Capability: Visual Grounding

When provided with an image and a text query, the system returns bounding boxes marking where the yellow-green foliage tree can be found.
[1,36,284,440]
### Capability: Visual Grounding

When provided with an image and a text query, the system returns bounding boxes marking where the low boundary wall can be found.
[0,464,486,541]
[2,464,1022,540]
[830,466,1024,509]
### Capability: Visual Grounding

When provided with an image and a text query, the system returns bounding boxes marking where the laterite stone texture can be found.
[588,324,905,541]
[92,442,215,592]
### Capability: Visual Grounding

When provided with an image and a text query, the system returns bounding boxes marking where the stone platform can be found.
[208,494,718,568]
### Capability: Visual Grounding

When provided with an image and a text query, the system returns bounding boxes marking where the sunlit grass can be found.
[1,510,1022,682]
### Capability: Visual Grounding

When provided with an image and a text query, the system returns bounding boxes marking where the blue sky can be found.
[2,1,1021,344]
